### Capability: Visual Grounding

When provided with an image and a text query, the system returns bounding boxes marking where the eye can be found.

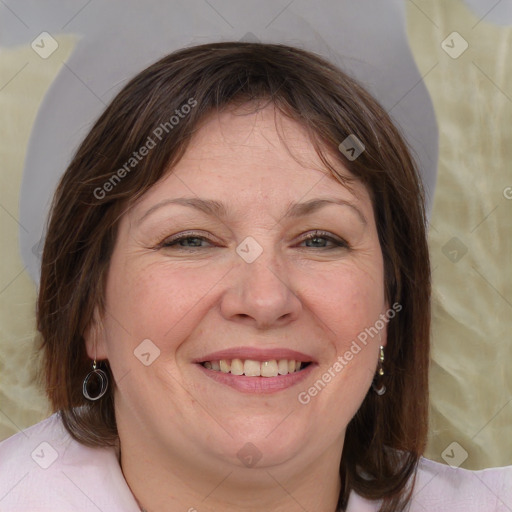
[161,231,215,250]
[298,230,349,249]
[159,230,349,251]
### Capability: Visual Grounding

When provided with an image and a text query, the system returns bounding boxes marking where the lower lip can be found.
[195,363,315,393]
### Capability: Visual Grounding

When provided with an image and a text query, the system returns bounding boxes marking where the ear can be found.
[84,306,109,361]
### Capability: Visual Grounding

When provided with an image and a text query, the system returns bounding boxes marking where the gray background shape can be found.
[0,0,438,284]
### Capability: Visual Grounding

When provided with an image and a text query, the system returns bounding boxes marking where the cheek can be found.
[298,259,385,340]
[103,259,225,357]
[296,266,382,427]
[295,258,385,408]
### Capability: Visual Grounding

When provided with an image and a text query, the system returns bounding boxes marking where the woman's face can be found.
[87,104,387,477]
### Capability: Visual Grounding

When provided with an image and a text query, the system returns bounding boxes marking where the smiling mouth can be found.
[200,359,311,377]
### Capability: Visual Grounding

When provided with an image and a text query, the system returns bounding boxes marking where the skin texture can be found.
[85,104,388,512]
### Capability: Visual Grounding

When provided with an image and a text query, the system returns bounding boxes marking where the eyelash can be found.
[161,230,348,250]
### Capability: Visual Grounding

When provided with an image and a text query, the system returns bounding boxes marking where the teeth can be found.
[261,360,278,377]
[202,358,306,377]
[278,359,289,375]
[230,358,244,375]
[244,359,261,376]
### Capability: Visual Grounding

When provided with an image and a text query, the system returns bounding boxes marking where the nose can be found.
[219,250,302,330]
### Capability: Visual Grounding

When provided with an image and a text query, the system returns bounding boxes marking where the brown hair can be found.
[37,42,430,512]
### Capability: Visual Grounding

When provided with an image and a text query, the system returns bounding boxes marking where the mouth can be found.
[194,348,316,393]
[193,347,316,393]
[199,358,312,377]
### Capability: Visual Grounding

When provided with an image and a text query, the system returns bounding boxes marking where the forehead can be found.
[129,103,371,217]
[183,103,338,178]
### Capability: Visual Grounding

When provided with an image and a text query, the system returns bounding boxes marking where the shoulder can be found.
[412,456,512,511]
[0,411,140,512]
[346,457,512,512]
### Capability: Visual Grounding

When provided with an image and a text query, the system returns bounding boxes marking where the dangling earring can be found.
[372,345,386,396]
[82,347,109,401]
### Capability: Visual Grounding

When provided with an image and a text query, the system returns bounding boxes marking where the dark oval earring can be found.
[82,359,109,401]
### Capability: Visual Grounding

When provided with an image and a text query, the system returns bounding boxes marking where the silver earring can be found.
[82,359,109,401]
[372,345,386,396]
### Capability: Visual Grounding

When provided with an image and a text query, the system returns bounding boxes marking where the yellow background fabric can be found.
[405,0,512,469]
[0,1,510,469]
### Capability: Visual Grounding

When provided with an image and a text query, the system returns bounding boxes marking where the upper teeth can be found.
[202,359,305,377]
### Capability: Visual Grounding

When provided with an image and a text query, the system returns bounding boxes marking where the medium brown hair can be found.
[37,42,430,512]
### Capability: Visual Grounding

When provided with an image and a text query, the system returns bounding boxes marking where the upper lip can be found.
[193,347,316,364]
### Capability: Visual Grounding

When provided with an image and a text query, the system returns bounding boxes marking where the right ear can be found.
[84,306,109,361]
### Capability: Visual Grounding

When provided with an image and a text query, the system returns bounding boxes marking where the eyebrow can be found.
[137,196,367,226]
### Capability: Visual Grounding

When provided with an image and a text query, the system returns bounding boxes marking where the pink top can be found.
[0,412,510,511]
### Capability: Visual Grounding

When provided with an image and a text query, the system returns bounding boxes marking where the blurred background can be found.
[0,0,511,470]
